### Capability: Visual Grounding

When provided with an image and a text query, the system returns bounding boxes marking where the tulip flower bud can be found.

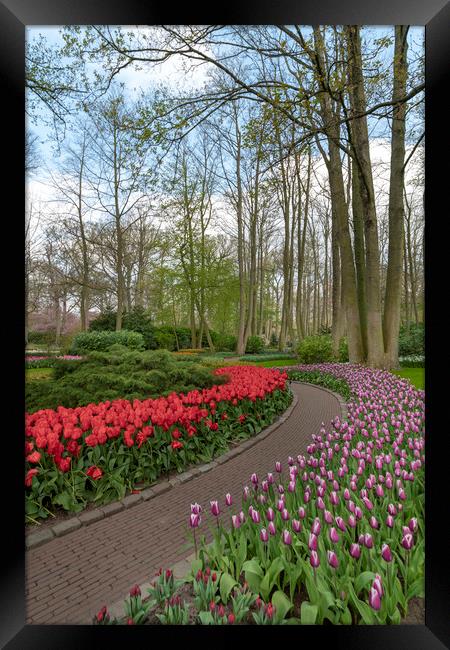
[191,503,202,514]
[268,521,276,536]
[288,456,294,466]
[317,496,325,510]
[381,543,392,562]
[298,506,306,519]
[324,510,333,524]
[277,498,285,511]
[243,486,251,501]
[231,515,241,529]
[409,517,418,532]
[267,472,274,484]
[369,587,381,611]
[364,533,374,549]
[190,513,201,528]
[266,507,275,522]
[343,488,350,501]
[130,584,141,597]
[260,528,269,543]
[355,506,363,520]
[386,515,394,528]
[401,533,414,550]
[258,494,266,505]
[369,516,379,530]
[282,529,292,546]
[239,510,245,523]
[310,550,320,568]
[330,491,339,506]
[308,532,318,551]
[281,508,290,521]
[275,461,282,473]
[329,527,339,544]
[373,575,383,598]
[251,509,261,524]
[228,613,235,624]
[261,480,269,493]
[210,500,220,516]
[292,519,301,533]
[327,550,339,569]
[348,514,356,528]
[288,481,296,493]
[312,518,321,536]
[304,491,311,504]
[350,543,361,559]
[335,516,346,531]
[225,493,233,506]
[251,473,258,485]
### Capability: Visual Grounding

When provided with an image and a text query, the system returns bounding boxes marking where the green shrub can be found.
[287,369,351,401]
[338,337,349,362]
[71,330,145,353]
[398,323,424,356]
[297,335,335,364]
[211,332,237,352]
[25,347,228,413]
[245,335,265,354]
[27,330,56,345]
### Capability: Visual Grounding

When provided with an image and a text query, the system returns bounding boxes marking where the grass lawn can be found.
[250,358,299,368]
[26,368,54,381]
[392,367,424,390]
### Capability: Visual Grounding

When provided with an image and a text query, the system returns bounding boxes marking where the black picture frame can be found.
[2,0,448,647]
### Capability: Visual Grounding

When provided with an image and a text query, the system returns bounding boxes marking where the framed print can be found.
[1,0,449,647]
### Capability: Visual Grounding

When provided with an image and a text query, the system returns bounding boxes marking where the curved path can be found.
[26,382,342,624]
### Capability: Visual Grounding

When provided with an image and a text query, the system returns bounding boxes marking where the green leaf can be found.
[355,571,376,595]
[259,556,284,601]
[198,611,214,625]
[242,559,264,577]
[219,572,238,604]
[340,606,352,625]
[272,590,293,623]
[300,601,318,625]
[389,607,401,624]
[347,582,376,624]
[407,577,425,600]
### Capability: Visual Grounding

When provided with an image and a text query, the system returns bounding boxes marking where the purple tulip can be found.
[278,484,285,495]
[191,502,202,514]
[409,518,418,532]
[330,491,339,506]
[386,515,394,528]
[251,509,261,524]
[363,497,374,511]
[369,587,381,611]
[275,461,282,473]
[327,550,339,569]
[350,543,361,559]
[343,488,351,501]
[348,514,356,528]
[373,575,384,598]
[387,503,397,516]
[267,472,274,484]
[312,518,321,536]
[231,515,241,529]
[292,519,301,533]
[225,493,233,507]
[261,480,269,493]
[401,533,414,550]
[375,484,384,498]
[276,499,285,512]
[348,500,356,513]
[239,511,245,523]
[210,501,220,516]
[364,533,374,549]
[317,496,325,510]
[257,494,267,505]
[381,543,392,562]
[369,516,379,530]
[243,486,251,501]
[324,509,333,524]
[310,550,320,568]
[335,516,346,531]
[266,507,275,522]
[268,521,276,536]
[304,491,311,504]
[260,528,269,543]
[329,527,339,543]
[288,481,296,493]
[282,530,292,546]
[288,456,294,466]
[308,532,318,551]
[190,513,201,528]
[281,508,290,521]
[251,473,258,485]
[355,506,363,520]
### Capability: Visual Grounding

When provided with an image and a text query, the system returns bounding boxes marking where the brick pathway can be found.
[25,382,342,624]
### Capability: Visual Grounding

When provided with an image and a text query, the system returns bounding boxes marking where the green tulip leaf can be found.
[219,572,238,604]
[300,601,318,625]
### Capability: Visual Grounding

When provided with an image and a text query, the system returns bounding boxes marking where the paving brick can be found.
[52,518,82,537]
[26,382,342,624]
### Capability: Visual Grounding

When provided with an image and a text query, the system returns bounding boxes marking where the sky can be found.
[26,25,424,235]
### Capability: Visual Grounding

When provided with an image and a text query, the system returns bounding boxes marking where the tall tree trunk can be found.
[346,25,384,366]
[351,157,368,358]
[383,26,409,368]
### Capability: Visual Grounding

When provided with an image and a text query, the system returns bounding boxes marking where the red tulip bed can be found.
[25,366,291,521]
[94,363,424,625]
